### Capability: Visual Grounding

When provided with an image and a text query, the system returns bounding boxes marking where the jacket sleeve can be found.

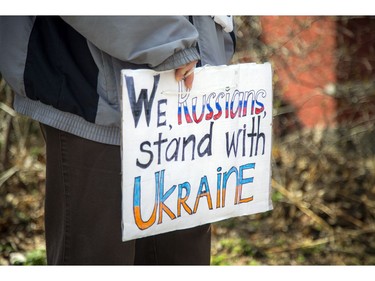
[61,16,200,71]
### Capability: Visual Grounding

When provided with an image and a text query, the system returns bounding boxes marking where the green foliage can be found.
[271,190,283,202]
[211,254,230,265]
[212,237,259,265]
[9,249,47,265]
[25,249,47,265]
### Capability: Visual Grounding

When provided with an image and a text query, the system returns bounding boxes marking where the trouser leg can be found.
[42,124,135,265]
[134,224,211,265]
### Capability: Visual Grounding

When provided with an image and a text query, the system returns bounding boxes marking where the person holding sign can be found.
[0,16,235,265]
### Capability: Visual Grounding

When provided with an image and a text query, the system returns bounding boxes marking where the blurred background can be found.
[1,16,375,265]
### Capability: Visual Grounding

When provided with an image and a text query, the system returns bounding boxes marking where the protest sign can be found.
[121,63,273,241]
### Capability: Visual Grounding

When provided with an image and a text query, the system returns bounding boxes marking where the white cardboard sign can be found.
[121,63,273,241]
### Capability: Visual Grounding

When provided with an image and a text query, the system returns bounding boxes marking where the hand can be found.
[175,61,197,90]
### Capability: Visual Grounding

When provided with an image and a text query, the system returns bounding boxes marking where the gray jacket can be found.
[0,16,235,145]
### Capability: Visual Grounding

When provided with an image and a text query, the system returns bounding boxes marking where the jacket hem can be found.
[13,95,121,146]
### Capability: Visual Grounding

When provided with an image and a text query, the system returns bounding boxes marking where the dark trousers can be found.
[41,124,211,265]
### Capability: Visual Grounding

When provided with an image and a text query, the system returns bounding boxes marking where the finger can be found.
[175,61,197,82]
[184,72,194,90]
[175,66,192,81]
[175,68,186,82]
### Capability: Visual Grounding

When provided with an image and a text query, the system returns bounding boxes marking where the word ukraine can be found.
[133,163,255,230]
[133,162,255,229]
